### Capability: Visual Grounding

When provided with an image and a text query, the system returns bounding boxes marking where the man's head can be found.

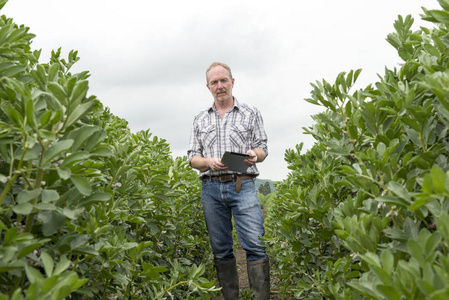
[206,62,233,83]
[206,62,234,103]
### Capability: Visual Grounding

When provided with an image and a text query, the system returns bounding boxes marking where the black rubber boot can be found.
[247,257,270,300]
[215,258,239,299]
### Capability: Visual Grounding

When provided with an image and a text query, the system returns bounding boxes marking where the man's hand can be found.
[191,156,228,172]
[244,150,258,167]
[207,157,228,172]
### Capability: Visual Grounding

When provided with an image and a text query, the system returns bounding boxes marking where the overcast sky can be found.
[3,0,439,181]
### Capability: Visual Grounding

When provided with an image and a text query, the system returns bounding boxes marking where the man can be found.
[187,62,270,299]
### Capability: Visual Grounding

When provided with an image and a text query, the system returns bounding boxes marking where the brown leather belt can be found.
[210,174,255,193]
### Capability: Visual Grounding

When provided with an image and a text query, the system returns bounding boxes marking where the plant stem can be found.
[0,147,28,207]
[23,168,44,233]
[153,280,197,299]
[23,143,45,233]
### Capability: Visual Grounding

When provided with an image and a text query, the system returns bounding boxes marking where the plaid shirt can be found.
[188,98,268,178]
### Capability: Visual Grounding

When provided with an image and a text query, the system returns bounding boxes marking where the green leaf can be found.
[200,281,216,288]
[0,174,7,184]
[427,10,449,24]
[188,264,205,279]
[43,93,64,112]
[21,143,42,161]
[429,289,449,300]
[37,210,66,236]
[339,165,356,174]
[409,194,432,210]
[404,218,419,241]
[380,250,394,275]
[42,189,59,203]
[78,192,111,207]
[1,64,26,77]
[426,232,442,254]
[61,151,90,167]
[0,62,14,73]
[32,64,47,89]
[34,203,56,211]
[47,63,59,82]
[25,265,44,284]
[4,227,18,244]
[24,97,37,129]
[70,176,92,196]
[90,145,113,157]
[17,189,41,204]
[371,266,391,286]
[47,82,67,105]
[112,273,129,285]
[2,102,23,127]
[352,163,363,175]
[84,130,106,151]
[360,252,381,268]
[41,252,54,277]
[378,284,401,299]
[401,117,421,131]
[69,80,88,107]
[0,264,23,273]
[53,257,71,275]
[435,213,449,241]
[12,203,33,215]
[17,243,42,260]
[142,266,168,279]
[39,110,52,127]
[408,240,425,267]
[62,207,84,220]
[375,196,408,208]
[72,246,99,256]
[387,182,411,202]
[67,125,100,151]
[430,165,446,193]
[57,166,71,180]
[64,101,95,129]
[41,140,74,166]
[42,276,58,295]
[437,0,449,11]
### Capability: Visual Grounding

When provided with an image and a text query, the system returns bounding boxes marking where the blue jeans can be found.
[201,177,267,262]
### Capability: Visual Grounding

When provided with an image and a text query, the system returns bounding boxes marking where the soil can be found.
[235,247,249,291]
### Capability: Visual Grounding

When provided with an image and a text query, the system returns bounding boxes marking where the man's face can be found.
[207,66,234,103]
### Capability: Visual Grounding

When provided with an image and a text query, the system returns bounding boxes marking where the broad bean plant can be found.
[265,0,449,299]
[0,0,218,298]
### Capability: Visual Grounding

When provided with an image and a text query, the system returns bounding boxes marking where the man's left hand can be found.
[244,150,257,166]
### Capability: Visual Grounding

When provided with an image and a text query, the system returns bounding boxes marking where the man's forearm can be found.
[254,148,266,162]
[190,155,211,172]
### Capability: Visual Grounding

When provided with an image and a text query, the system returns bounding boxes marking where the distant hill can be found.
[255,178,277,192]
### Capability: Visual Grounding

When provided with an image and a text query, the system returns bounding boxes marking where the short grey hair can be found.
[206,62,233,83]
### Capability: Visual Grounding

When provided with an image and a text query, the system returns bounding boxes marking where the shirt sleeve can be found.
[187,117,203,163]
[252,108,268,157]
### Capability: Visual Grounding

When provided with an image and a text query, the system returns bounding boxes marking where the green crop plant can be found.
[0,0,219,298]
[264,0,449,299]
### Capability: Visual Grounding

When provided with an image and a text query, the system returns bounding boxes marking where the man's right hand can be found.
[190,155,228,172]
[207,157,228,172]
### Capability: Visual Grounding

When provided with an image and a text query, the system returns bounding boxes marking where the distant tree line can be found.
[258,181,271,196]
